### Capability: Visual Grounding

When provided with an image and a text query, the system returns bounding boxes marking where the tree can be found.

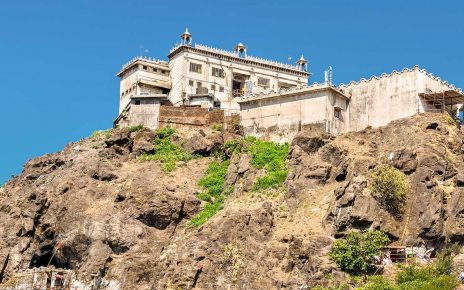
[329,230,389,275]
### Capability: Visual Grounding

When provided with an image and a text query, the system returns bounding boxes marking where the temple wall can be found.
[340,68,459,132]
[239,89,347,142]
[341,69,421,131]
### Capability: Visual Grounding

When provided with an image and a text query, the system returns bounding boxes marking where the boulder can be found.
[237,154,251,174]
[183,134,212,155]
[104,128,132,154]
[388,148,417,173]
[131,129,155,156]
[291,133,327,155]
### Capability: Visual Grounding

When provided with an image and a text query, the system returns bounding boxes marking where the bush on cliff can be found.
[225,137,290,191]
[139,127,192,172]
[245,137,290,191]
[190,159,230,227]
[329,230,389,275]
[370,165,409,215]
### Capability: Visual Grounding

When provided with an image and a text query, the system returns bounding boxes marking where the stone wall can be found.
[158,106,225,129]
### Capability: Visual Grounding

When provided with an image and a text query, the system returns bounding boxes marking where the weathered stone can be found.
[304,166,331,182]
[225,162,238,186]
[389,148,417,173]
[291,133,326,154]
[237,154,251,174]
[131,129,155,155]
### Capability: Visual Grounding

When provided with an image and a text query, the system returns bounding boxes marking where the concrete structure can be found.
[167,37,309,113]
[117,58,171,114]
[114,29,309,129]
[114,30,463,139]
[0,267,120,290]
[238,83,349,141]
[237,66,464,141]
[339,66,464,132]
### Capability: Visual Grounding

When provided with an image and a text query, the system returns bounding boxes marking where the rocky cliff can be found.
[1,113,464,289]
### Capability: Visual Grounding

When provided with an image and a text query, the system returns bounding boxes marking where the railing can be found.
[232,89,244,98]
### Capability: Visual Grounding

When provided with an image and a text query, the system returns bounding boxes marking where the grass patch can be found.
[444,114,458,126]
[358,265,458,290]
[90,129,112,139]
[128,124,144,132]
[190,159,231,227]
[224,140,243,154]
[139,128,192,172]
[370,165,409,216]
[225,137,289,191]
[212,123,223,132]
[245,137,289,191]
[219,242,244,281]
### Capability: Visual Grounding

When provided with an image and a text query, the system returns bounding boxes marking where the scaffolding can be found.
[419,89,464,117]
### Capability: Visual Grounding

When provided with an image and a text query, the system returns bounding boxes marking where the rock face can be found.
[1,113,464,289]
[0,127,338,290]
[319,114,464,247]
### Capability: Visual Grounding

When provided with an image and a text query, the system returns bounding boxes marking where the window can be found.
[219,86,224,92]
[212,67,224,78]
[189,80,194,86]
[143,65,148,71]
[189,62,202,73]
[334,108,341,119]
[211,84,216,90]
[153,68,158,72]
[134,100,141,105]
[197,81,202,88]
[257,77,270,88]
[161,70,166,74]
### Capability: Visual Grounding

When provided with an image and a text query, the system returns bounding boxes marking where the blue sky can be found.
[0,0,463,184]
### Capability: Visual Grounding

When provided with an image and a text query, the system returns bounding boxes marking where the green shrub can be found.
[370,165,409,215]
[245,137,289,190]
[190,159,231,227]
[212,123,223,132]
[155,127,175,139]
[252,168,288,191]
[224,140,243,154]
[396,265,436,284]
[127,124,144,133]
[359,276,396,290]
[435,243,461,275]
[189,196,224,227]
[198,160,230,197]
[395,264,457,290]
[329,230,389,274]
[139,128,192,172]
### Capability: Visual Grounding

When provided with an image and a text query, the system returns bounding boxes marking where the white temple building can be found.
[114,29,464,141]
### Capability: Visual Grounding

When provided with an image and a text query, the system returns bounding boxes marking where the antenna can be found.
[325,66,333,85]
[329,66,333,85]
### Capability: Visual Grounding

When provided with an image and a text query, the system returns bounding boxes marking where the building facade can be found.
[114,30,463,140]
[339,66,464,132]
[238,84,349,141]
